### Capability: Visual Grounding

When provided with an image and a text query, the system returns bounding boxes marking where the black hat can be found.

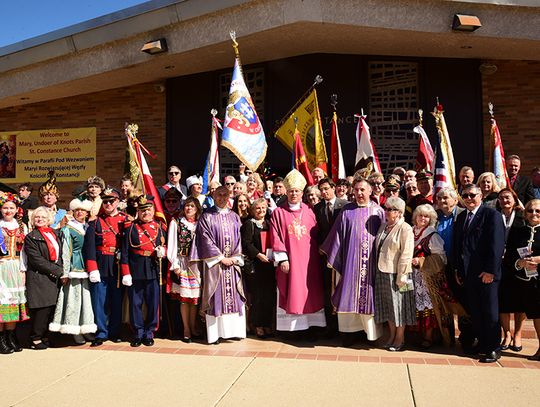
[384,178,400,191]
[416,170,433,182]
[101,187,121,200]
[133,194,155,210]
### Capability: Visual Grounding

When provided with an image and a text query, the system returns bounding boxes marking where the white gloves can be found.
[88,270,101,283]
[155,246,166,258]
[122,275,133,287]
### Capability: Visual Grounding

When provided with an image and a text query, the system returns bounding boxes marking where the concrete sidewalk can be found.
[2,337,540,407]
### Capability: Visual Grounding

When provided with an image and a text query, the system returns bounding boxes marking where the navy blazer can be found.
[314,198,348,244]
[452,205,505,280]
[512,175,535,205]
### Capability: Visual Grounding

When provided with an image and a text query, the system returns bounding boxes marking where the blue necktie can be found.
[463,211,473,232]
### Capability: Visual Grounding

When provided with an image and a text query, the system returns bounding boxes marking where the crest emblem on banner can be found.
[226,91,262,135]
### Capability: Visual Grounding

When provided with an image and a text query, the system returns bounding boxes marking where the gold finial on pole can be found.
[211,108,218,118]
[230,30,239,57]
[418,109,424,127]
[488,102,494,118]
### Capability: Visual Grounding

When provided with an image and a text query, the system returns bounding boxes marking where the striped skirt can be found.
[374,270,416,327]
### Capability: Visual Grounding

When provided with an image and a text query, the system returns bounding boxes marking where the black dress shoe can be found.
[142,338,154,347]
[510,345,523,352]
[181,337,192,344]
[30,341,49,350]
[109,337,122,343]
[90,339,104,347]
[130,339,142,347]
[388,343,405,352]
[479,351,501,363]
[73,335,86,345]
[341,333,357,348]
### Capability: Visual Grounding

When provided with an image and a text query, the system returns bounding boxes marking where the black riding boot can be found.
[0,331,14,354]
[6,330,22,352]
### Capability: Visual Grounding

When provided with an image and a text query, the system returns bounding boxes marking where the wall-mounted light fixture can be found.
[141,38,168,55]
[452,14,482,32]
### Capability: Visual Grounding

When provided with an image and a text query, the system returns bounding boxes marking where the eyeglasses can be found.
[406,187,417,191]
[527,209,540,214]
[226,182,235,186]
[165,199,179,204]
[168,172,180,176]
[384,207,399,212]
[462,193,478,199]
[371,182,383,186]
[102,199,116,205]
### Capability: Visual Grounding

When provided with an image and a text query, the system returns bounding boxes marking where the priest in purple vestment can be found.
[270,169,326,337]
[321,178,384,345]
[191,186,246,344]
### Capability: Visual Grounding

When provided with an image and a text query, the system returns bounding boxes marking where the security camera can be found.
[153,84,165,93]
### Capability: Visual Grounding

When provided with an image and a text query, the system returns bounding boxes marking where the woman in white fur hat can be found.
[49,198,97,344]
[186,175,205,206]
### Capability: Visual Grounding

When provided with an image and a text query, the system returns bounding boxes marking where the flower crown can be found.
[0,192,21,207]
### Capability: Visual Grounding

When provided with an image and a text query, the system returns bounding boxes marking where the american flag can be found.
[432,104,457,195]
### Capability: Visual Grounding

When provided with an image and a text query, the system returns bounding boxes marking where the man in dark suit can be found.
[507,155,535,205]
[453,184,505,363]
[18,183,39,224]
[314,178,348,338]
[158,165,188,201]
[271,177,287,207]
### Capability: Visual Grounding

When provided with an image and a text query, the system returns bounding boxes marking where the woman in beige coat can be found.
[374,197,416,351]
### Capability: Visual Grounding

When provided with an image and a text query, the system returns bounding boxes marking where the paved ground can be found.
[2,333,540,407]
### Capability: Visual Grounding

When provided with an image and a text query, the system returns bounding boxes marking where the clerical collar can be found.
[288,202,301,211]
[355,201,369,208]
[216,206,229,214]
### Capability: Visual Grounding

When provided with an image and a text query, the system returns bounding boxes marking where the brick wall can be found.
[482,60,540,176]
[0,83,166,206]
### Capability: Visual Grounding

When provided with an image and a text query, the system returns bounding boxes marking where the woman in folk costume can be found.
[37,171,68,229]
[0,192,28,354]
[49,199,97,343]
[270,169,326,339]
[84,176,105,219]
[410,204,453,348]
[167,196,203,343]
[186,175,206,206]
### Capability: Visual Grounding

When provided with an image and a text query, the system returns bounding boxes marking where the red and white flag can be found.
[330,112,346,183]
[125,124,166,226]
[354,114,381,173]
[490,117,510,190]
[414,125,435,172]
[202,113,221,194]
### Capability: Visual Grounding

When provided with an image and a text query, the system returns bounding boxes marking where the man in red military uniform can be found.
[121,194,166,347]
[84,187,127,347]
